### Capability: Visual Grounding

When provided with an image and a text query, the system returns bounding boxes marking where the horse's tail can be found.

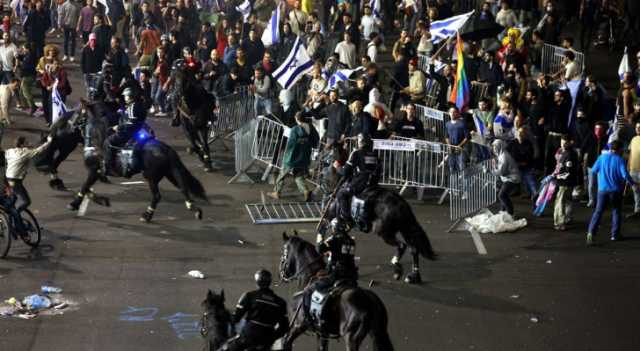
[168,148,208,202]
[365,290,394,351]
[403,218,437,260]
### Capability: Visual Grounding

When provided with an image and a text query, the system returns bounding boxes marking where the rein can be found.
[281,250,325,284]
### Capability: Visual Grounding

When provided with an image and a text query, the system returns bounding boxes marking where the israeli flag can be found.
[473,113,487,138]
[51,80,68,125]
[97,0,109,15]
[325,67,364,92]
[261,5,281,47]
[235,0,252,22]
[273,37,314,90]
[618,46,630,81]
[429,11,473,44]
[369,0,382,20]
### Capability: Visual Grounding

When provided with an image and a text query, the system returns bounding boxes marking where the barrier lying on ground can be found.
[541,44,585,77]
[448,158,498,224]
[209,86,256,143]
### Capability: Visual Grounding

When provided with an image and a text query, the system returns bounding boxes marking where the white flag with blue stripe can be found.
[369,0,382,21]
[51,79,68,125]
[429,11,473,44]
[261,5,281,47]
[272,37,314,90]
[235,0,252,22]
[325,67,364,92]
[618,46,630,81]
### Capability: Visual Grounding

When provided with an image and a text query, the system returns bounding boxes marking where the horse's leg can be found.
[182,119,203,160]
[283,323,309,350]
[404,247,422,284]
[49,145,76,190]
[318,336,329,351]
[198,123,213,172]
[68,169,103,210]
[140,176,161,222]
[165,172,203,220]
[376,221,407,281]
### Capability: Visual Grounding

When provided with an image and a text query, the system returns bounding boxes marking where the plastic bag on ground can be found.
[465,211,528,234]
[22,295,52,311]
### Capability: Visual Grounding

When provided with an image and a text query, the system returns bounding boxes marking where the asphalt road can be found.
[2,36,640,351]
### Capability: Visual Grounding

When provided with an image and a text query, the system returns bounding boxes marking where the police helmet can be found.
[357,133,372,150]
[254,269,272,288]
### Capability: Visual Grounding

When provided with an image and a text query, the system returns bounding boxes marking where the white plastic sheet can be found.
[465,211,528,234]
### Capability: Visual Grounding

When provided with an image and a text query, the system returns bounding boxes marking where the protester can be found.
[552,135,579,231]
[492,139,521,216]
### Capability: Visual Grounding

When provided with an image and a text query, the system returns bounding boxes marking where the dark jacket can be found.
[508,138,536,170]
[81,46,104,74]
[394,116,425,139]
[17,52,37,77]
[318,101,351,141]
[233,288,288,340]
[555,147,580,187]
[349,111,376,138]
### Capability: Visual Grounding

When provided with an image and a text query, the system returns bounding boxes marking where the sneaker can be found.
[149,106,156,114]
[62,55,68,61]
[586,233,594,246]
[155,111,167,117]
[625,211,640,219]
[554,225,567,231]
[48,28,56,34]
[586,201,594,208]
[611,235,624,241]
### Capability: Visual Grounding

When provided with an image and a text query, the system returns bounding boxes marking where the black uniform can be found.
[104,101,147,170]
[394,117,425,139]
[336,148,380,223]
[224,288,288,351]
[319,231,358,282]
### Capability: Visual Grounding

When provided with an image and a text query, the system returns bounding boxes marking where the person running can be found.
[586,140,639,245]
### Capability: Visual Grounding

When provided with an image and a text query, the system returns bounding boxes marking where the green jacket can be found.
[283,123,319,171]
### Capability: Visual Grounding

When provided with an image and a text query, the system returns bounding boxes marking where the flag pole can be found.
[430,32,456,62]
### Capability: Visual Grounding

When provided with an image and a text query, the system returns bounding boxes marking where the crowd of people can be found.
[1,0,640,347]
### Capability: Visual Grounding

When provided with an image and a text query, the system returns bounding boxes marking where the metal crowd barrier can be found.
[448,158,498,225]
[209,86,256,144]
[424,78,442,109]
[541,44,585,77]
[415,104,450,142]
[470,81,490,105]
[229,119,258,184]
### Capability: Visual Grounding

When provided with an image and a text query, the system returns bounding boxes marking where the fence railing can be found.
[210,86,256,143]
[415,104,451,142]
[541,44,585,77]
[449,158,498,222]
[229,118,258,184]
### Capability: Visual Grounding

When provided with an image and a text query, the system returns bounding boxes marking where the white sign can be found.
[373,139,416,151]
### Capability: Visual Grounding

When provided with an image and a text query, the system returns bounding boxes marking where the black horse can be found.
[319,158,436,284]
[35,110,84,190]
[280,231,394,351]
[67,100,207,222]
[201,289,235,351]
[171,66,216,172]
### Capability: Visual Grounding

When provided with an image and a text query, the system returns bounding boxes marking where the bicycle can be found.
[0,206,42,258]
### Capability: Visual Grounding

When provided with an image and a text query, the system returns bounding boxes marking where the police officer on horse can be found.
[335,133,381,231]
[103,87,147,175]
[221,269,289,351]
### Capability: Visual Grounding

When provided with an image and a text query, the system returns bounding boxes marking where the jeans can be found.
[631,171,640,213]
[498,181,518,215]
[587,167,597,205]
[7,179,31,213]
[554,186,573,226]
[63,27,76,57]
[254,96,273,116]
[20,75,36,110]
[588,191,623,238]
[520,168,538,197]
[448,151,466,173]
[154,86,167,112]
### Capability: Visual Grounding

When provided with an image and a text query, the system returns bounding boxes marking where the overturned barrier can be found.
[229,119,258,184]
[541,44,585,77]
[448,158,498,228]
[209,86,256,144]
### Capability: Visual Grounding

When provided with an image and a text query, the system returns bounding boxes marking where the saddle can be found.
[308,283,351,335]
[109,125,154,178]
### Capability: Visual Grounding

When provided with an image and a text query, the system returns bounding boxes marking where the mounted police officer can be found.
[103,87,147,175]
[303,219,358,332]
[335,133,380,230]
[222,269,289,351]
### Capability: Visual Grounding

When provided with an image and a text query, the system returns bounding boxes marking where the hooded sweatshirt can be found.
[492,139,521,184]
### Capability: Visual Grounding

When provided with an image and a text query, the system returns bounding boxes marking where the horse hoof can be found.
[392,263,403,280]
[195,208,203,220]
[404,272,422,285]
[140,211,153,222]
[49,179,66,191]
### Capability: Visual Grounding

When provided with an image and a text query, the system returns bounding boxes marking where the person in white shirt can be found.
[563,51,580,81]
[367,33,380,63]
[0,78,20,125]
[0,32,18,84]
[495,1,518,28]
[359,5,381,40]
[4,135,53,216]
[334,32,357,69]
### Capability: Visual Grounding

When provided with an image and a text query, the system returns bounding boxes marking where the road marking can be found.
[468,228,487,255]
[120,181,145,185]
[77,196,90,217]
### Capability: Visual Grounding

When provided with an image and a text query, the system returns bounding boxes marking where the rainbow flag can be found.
[449,33,471,112]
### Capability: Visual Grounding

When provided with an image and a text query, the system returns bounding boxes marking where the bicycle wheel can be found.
[0,211,11,258]
[20,209,41,248]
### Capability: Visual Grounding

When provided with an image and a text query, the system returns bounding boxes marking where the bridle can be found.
[279,241,325,284]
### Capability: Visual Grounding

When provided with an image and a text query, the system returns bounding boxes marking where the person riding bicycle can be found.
[222,269,289,351]
[103,87,147,175]
[335,133,380,230]
[3,135,52,234]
